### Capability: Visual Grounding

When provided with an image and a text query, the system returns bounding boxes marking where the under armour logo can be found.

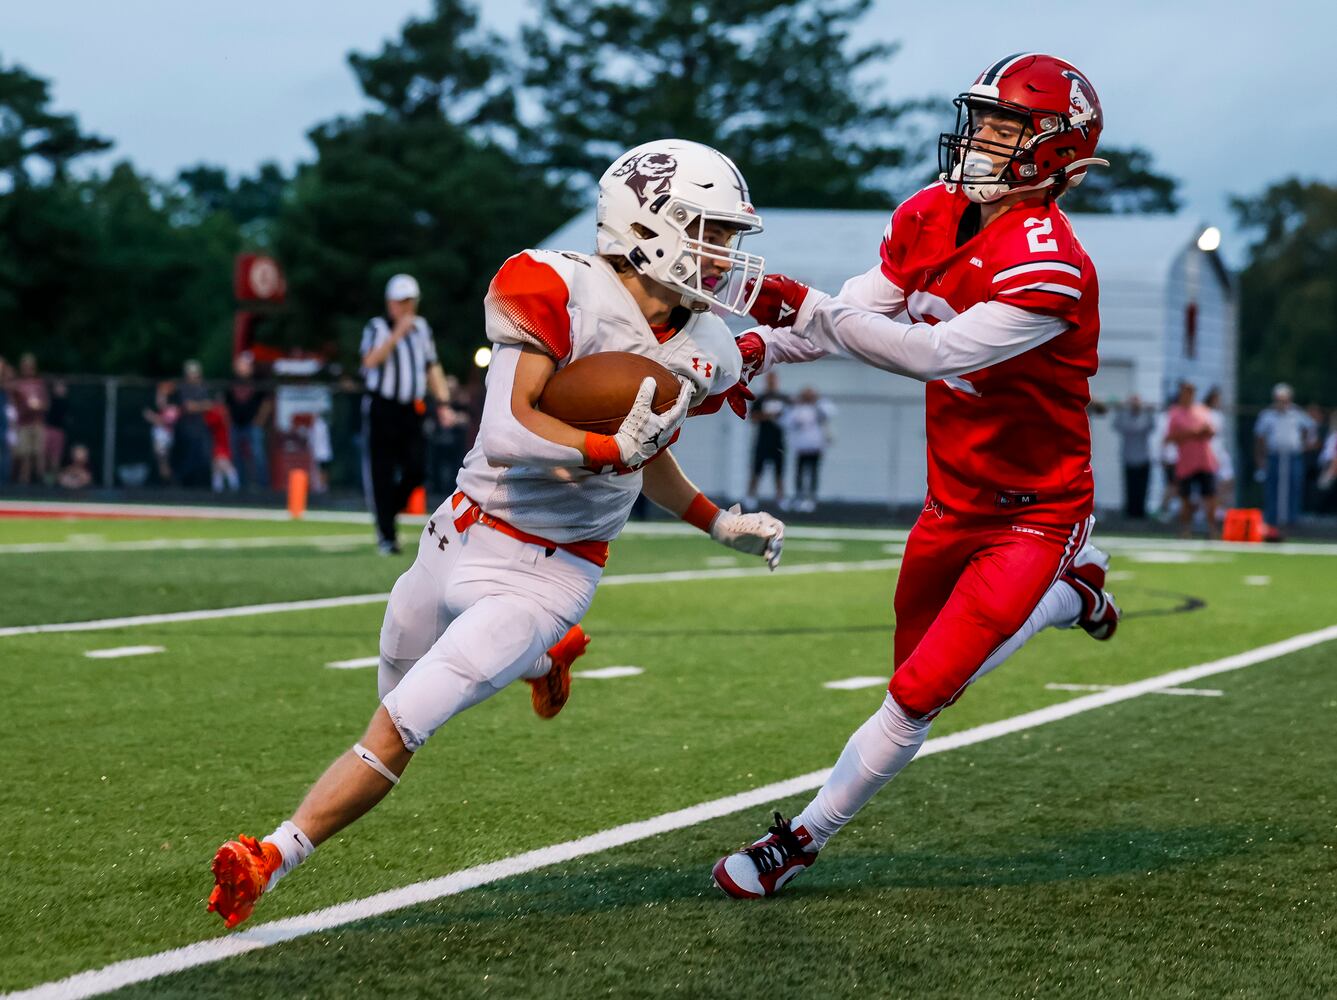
[691,358,713,378]
[777,302,796,322]
[427,519,448,550]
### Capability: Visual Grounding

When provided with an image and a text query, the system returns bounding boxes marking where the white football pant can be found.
[378,508,600,752]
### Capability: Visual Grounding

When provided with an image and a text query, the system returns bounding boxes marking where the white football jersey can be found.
[454,249,743,542]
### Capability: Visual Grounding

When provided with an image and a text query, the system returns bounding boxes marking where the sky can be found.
[4,0,1331,266]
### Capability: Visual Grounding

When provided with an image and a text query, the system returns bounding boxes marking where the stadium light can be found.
[473,346,493,369]
[1196,226,1222,252]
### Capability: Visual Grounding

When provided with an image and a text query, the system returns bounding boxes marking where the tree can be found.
[177,161,290,237]
[1061,146,1180,214]
[1231,179,1337,406]
[522,0,925,208]
[273,0,575,373]
[0,60,109,188]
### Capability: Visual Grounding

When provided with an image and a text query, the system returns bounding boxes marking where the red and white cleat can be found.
[712,812,819,899]
[526,624,591,719]
[1062,545,1121,640]
[207,835,281,930]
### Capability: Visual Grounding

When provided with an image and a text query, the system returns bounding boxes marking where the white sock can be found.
[263,820,315,890]
[794,694,931,850]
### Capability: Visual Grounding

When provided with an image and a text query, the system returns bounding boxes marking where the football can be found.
[537,351,683,435]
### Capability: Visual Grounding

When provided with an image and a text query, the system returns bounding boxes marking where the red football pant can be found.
[889,501,1091,718]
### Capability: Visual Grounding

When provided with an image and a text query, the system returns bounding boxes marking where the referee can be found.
[361,273,450,554]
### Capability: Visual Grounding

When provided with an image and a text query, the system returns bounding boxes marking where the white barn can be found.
[540,208,1237,511]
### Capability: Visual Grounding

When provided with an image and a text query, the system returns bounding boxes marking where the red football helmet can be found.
[938,53,1107,204]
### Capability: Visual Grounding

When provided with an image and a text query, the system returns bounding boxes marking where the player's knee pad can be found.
[377,653,412,702]
[382,599,555,751]
[888,670,951,722]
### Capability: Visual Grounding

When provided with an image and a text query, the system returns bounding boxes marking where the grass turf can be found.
[1,515,1334,996]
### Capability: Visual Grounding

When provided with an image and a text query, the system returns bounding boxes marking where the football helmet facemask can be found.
[597,139,765,315]
[939,52,1108,204]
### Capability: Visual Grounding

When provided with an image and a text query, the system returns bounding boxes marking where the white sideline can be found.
[7,499,1337,555]
[0,558,901,640]
[10,622,1337,1000]
[0,535,365,555]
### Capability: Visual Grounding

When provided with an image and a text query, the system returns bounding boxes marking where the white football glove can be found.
[710,503,785,570]
[612,377,693,466]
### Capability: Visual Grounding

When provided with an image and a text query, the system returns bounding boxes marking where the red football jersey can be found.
[879,182,1099,522]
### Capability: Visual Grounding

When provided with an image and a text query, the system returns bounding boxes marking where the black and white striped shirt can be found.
[360,316,438,404]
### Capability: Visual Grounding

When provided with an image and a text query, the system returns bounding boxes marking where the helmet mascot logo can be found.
[612,152,678,206]
[1061,69,1097,135]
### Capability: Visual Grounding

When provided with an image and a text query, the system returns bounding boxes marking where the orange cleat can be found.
[207,835,282,930]
[526,624,591,719]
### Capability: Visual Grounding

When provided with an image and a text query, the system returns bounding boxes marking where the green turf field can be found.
[2,512,1335,998]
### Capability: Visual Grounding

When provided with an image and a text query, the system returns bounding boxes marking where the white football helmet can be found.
[596,139,765,315]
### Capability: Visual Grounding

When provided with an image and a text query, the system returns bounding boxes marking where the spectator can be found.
[12,353,49,485]
[1317,413,1337,513]
[744,372,789,510]
[0,356,11,487]
[1111,394,1155,519]
[224,352,272,491]
[360,273,451,554]
[43,380,70,481]
[1254,382,1317,529]
[170,360,214,488]
[309,412,334,493]
[143,381,178,484]
[785,386,835,513]
[1165,381,1219,539]
[1203,387,1235,516]
[1153,395,1179,520]
[203,401,239,492]
[1303,403,1327,513]
[57,443,94,490]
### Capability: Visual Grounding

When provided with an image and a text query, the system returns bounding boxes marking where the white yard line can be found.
[0,559,901,640]
[1045,682,1223,698]
[83,645,165,660]
[573,665,644,679]
[13,622,1335,1000]
[823,676,890,690]
[0,535,367,555]
[325,657,380,670]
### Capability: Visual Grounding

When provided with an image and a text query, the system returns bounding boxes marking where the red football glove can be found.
[736,331,766,384]
[745,273,811,328]
[689,381,755,421]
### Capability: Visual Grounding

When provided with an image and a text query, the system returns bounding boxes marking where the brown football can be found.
[537,352,682,435]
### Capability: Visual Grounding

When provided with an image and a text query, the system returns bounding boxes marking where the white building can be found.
[540,209,1237,511]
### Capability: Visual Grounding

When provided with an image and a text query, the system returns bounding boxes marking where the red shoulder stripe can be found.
[486,253,572,360]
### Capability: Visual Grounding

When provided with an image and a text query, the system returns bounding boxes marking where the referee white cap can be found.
[385,273,420,301]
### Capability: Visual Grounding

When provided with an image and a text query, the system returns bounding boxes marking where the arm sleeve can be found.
[754,264,908,371]
[419,319,438,364]
[838,263,908,316]
[795,292,1068,382]
[359,320,378,360]
[474,345,585,468]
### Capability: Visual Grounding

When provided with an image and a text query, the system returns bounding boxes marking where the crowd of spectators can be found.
[0,353,91,490]
[742,373,836,513]
[1108,380,1336,536]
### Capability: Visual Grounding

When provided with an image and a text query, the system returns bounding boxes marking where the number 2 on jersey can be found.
[1024,217,1058,253]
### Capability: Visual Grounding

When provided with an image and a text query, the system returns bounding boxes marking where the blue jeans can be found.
[1264,451,1304,526]
[230,425,269,489]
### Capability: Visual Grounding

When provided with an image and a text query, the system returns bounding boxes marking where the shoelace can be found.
[742,812,806,875]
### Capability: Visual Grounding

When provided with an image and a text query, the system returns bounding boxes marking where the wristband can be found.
[584,433,622,467]
[682,492,721,533]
